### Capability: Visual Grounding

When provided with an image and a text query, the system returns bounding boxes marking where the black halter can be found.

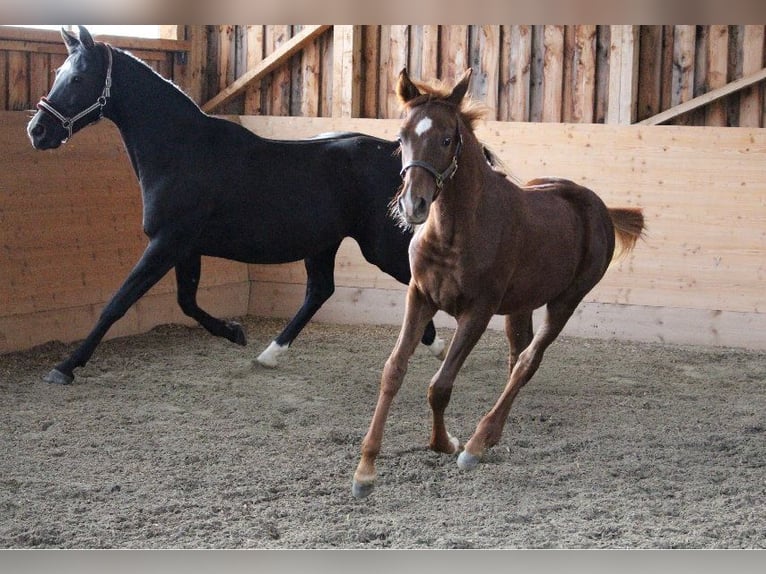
[400,128,463,194]
[36,44,113,142]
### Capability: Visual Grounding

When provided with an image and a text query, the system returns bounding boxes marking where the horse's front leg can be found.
[428,307,494,455]
[176,253,247,346]
[352,285,436,499]
[44,237,182,385]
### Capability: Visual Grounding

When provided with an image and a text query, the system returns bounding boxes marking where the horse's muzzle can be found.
[398,190,430,225]
[27,112,64,150]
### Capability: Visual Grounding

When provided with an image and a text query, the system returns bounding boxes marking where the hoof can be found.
[256,341,288,368]
[228,322,247,346]
[351,479,375,499]
[44,368,74,385]
[457,449,481,471]
[428,337,447,361]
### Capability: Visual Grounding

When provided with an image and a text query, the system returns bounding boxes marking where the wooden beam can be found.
[637,66,766,125]
[201,24,331,113]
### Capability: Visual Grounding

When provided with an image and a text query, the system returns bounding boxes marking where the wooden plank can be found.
[637,25,663,121]
[659,26,675,113]
[267,25,292,117]
[505,25,531,122]
[421,25,439,81]
[637,67,766,125]
[570,25,597,123]
[217,25,234,93]
[541,25,564,122]
[475,25,500,120]
[299,28,320,117]
[0,51,7,109]
[244,25,264,114]
[739,25,764,127]
[7,51,28,110]
[201,25,331,113]
[440,25,469,86]
[606,25,639,124]
[331,26,361,118]
[705,25,730,126]
[184,25,207,104]
[360,26,379,118]
[594,26,610,123]
[671,25,696,124]
[384,25,408,117]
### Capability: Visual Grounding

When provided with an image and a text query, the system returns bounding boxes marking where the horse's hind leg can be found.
[175,254,246,346]
[256,244,340,368]
[458,300,577,470]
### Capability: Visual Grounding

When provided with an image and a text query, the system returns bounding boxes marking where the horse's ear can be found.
[447,68,473,106]
[396,68,421,105]
[77,26,96,49]
[61,27,80,53]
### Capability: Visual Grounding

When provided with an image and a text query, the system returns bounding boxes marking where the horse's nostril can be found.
[30,124,45,137]
[415,197,427,213]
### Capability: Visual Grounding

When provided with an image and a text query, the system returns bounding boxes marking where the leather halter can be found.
[400,128,463,195]
[36,44,113,142]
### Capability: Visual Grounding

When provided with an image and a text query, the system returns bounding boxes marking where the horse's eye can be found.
[442,137,452,147]
[71,75,83,84]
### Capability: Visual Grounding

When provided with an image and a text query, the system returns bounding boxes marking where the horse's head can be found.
[394,67,473,225]
[27,26,112,150]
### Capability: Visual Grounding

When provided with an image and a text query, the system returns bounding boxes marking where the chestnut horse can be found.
[352,69,645,498]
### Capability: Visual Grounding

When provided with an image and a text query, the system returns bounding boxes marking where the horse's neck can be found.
[106,50,204,149]
[427,145,489,242]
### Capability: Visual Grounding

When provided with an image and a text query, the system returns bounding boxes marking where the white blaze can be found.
[414,116,433,136]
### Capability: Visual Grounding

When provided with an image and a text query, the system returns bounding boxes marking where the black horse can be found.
[27,26,445,384]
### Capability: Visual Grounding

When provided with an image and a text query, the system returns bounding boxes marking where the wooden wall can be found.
[0,26,193,112]
[2,110,764,353]
[204,25,766,126]
[0,112,248,353]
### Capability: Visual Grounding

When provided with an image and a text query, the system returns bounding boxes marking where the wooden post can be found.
[606,25,639,124]
[332,25,361,118]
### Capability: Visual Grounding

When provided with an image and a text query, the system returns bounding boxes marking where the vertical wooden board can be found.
[217,25,234,92]
[705,25,729,126]
[529,25,545,123]
[331,26,361,118]
[384,25,408,117]
[267,25,292,117]
[473,25,500,120]
[360,26,380,118]
[244,25,264,115]
[440,25,469,85]
[512,25,533,122]
[7,51,29,110]
[299,32,320,117]
[408,25,424,79]
[319,31,334,117]
[562,26,575,122]
[541,25,564,122]
[672,25,696,124]
[184,25,207,105]
[28,52,50,104]
[739,25,764,127]
[376,25,392,117]
[421,25,439,82]
[594,25,610,124]
[637,25,663,121]
[659,26,675,113]
[570,25,596,123]
[606,25,638,124]
[0,51,7,110]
